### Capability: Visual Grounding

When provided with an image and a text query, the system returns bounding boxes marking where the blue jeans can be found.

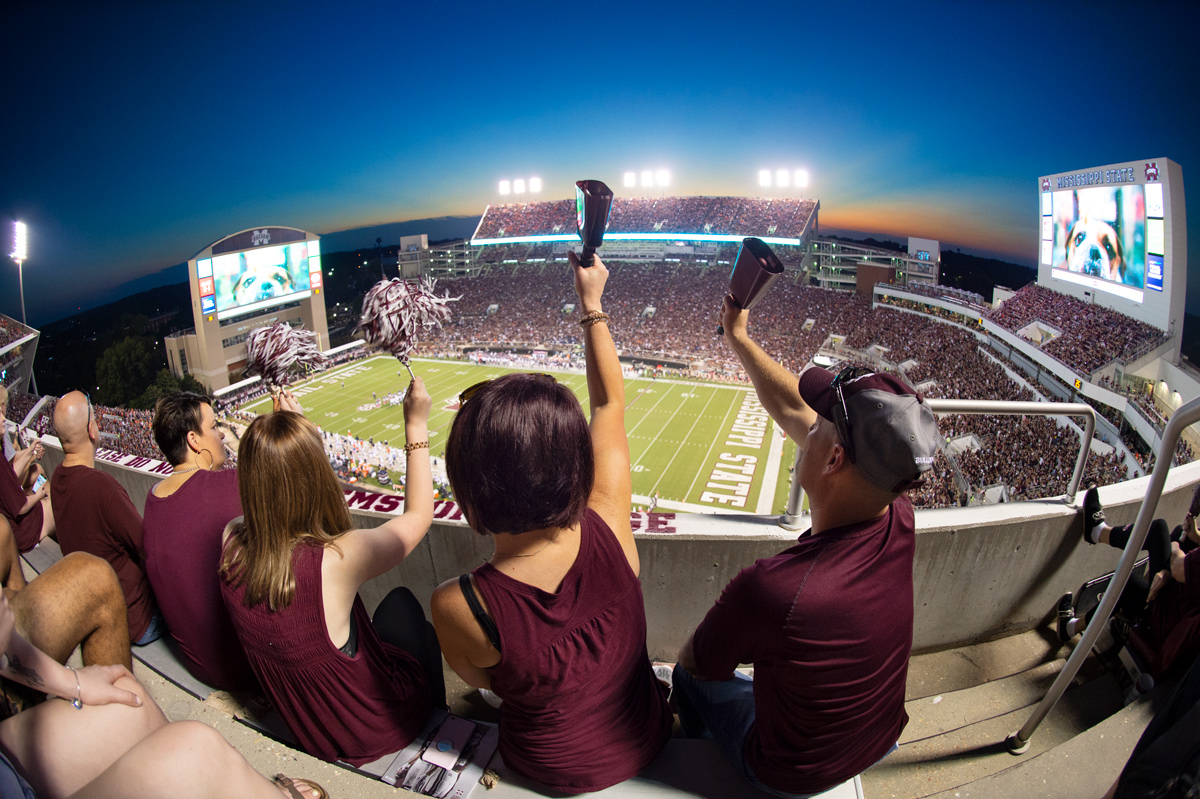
[672,664,896,799]
[133,611,167,647]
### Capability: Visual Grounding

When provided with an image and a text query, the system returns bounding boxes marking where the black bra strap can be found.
[459,574,502,653]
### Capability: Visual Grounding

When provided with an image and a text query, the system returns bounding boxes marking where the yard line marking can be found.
[683,388,743,502]
[630,386,708,471]
[648,385,721,495]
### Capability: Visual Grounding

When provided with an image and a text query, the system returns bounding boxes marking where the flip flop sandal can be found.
[273,774,329,799]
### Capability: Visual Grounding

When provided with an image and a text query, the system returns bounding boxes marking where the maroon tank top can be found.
[472,508,671,794]
[221,540,431,765]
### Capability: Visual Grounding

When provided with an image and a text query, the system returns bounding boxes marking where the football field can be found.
[242,356,794,513]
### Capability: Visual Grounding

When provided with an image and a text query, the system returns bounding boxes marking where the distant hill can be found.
[317,216,480,253]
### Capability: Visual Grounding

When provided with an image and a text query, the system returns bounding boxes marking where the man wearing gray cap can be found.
[672,299,939,797]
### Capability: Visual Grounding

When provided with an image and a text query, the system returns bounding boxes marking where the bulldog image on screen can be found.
[230,262,295,305]
[1065,216,1125,283]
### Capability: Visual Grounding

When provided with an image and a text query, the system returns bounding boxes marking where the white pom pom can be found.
[244,323,329,386]
[359,277,459,362]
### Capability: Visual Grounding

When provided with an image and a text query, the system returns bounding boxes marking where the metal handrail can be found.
[780,398,1097,526]
[1007,394,1200,754]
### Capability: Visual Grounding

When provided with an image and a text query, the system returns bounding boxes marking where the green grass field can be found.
[242,357,788,513]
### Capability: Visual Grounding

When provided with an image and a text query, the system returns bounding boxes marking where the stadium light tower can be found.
[624,171,637,188]
[10,221,28,325]
[499,180,511,195]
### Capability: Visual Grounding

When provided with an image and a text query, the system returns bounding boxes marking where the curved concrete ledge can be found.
[33,436,1200,656]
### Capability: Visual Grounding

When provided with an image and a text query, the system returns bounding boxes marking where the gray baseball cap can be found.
[798,366,940,492]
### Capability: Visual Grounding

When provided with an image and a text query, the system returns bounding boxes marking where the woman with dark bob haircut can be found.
[219,379,443,766]
[432,253,671,794]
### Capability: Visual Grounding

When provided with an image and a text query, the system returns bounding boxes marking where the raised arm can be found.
[331,377,435,587]
[720,295,816,442]
[570,252,636,567]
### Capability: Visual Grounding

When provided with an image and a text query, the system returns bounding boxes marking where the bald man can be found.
[51,392,161,645]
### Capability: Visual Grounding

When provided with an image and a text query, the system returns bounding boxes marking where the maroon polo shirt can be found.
[691,494,915,794]
[52,463,155,641]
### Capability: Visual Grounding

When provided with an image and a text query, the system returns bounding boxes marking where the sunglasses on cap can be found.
[458,373,557,407]
[830,366,873,465]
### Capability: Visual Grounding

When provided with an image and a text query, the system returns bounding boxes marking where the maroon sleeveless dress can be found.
[472,508,671,794]
[221,540,431,765]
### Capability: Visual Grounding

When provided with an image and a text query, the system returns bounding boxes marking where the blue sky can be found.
[2,0,1198,325]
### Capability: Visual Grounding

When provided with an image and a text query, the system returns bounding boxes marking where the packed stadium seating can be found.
[988,284,1168,375]
[473,197,818,240]
[0,316,30,350]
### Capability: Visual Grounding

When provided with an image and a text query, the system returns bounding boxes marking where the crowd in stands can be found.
[988,284,1168,375]
[423,267,1158,506]
[474,197,818,240]
[5,264,1185,510]
[0,316,31,351]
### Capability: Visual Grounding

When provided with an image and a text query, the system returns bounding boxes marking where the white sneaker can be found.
[653,662,674,690]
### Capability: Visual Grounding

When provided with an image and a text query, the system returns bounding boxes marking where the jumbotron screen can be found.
[1040,162,1168,304]
[196,241,322,320]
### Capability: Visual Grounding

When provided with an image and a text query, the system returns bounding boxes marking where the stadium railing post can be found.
[780,448,807,530]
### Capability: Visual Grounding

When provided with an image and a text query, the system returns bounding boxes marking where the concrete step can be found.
[864,671,1126,798]
[906,627,1067,701]
[921,691,1156,799]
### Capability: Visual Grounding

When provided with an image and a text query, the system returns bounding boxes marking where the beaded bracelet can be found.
[580,311,610,329]
[404,441,430,454]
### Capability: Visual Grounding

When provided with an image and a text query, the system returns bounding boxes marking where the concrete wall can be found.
[38,437,1200,660]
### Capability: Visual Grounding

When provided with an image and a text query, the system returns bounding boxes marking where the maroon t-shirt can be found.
[692,495,915,795]
[0,451,43,553]
[143,469,256,691]
[221,540,431,765]
[472,508,672,794]
[51,463,156,641]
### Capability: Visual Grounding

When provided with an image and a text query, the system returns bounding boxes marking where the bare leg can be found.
[0,516,26,592]
[0,675,165,799]
[67,720,304,799]
[12,552,131,669]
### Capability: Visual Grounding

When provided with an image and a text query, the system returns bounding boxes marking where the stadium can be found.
[6,156,1200,797]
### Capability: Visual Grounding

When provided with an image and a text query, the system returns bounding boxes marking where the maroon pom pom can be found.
[359,277,459,362]
[244,323,328,386]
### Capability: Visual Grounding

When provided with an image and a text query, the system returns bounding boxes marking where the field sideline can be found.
[242,356,792,514]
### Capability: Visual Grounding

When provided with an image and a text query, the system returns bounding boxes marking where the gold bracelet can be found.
[580,311,610,328]
[404,441,429,454]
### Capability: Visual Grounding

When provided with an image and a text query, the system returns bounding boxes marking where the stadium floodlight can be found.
[529,177,542,193]
[641,170,654,188]
[656,169,670,187]
[776,169,790,187]
[11,221,26,262]
[11,221,28,326]
[796,169,809,188]
[514,179,526,194]
[499,180,511,195]
[758,170,772,187]
[624,171,637,187]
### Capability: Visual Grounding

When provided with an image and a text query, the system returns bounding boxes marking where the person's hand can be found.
[74,664,143,708]
[273,390,304,414]
[1170,541,1187,584]
[1148,568,1171,602]
[569,251,608,312]
[0,594,14,655]
[403,377,431,425]
[720,294,749,343]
